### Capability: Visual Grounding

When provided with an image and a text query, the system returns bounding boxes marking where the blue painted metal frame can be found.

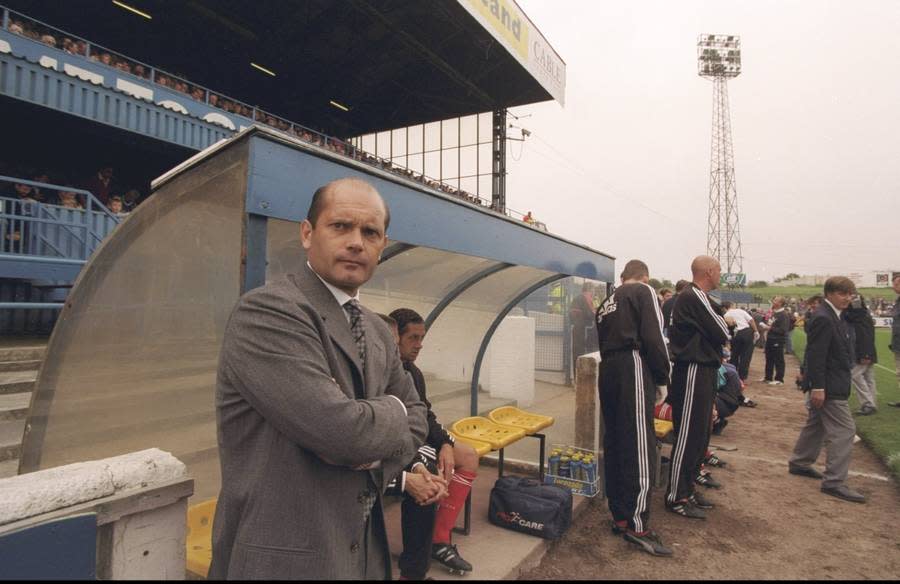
[0,49,232,152]
[242,132,615,281]
[0,513,97,579]
[424,262,513,330]
[469,274,568,416]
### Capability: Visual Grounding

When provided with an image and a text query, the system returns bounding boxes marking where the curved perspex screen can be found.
[20,141,249,501]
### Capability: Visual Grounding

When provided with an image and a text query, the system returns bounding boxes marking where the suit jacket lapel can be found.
[293,264,365,383]
[361,308,385,398]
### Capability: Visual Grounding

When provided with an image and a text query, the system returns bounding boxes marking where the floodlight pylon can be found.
[698,34,743,278]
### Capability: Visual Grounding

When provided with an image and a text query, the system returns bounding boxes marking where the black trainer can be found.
[432,543,473,575]
[689,491,715,509]
[666,500,706,519]
[704,453,728,468]
[623,530,673,557]
[695,471,722,489]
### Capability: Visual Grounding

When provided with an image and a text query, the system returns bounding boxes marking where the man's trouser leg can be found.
[819,399,856,489]
[851,363,877,411]
[666,362,716,504]
[789,395,825,471]
[895,351,900,390]
[398,496,437,579]
[774,344,785,382]
[764,343,776,381]
[601,352,655,532]
[729,331,746,374]
[741,330,756,380]
[600,358,625,524]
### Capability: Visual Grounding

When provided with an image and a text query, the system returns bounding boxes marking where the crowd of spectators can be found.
[1,164,144,216]
[6,12,541,224]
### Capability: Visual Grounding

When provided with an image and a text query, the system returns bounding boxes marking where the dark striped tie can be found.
[343,299,367,371]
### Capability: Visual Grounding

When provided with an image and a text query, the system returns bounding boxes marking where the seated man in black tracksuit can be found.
[389,308,479,577]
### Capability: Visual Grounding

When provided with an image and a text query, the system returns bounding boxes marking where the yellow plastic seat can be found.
[186,498,217,578]
[451,416,526,450]
[654,419,674,441]
[449,431,492,457]
[488,406,554,434]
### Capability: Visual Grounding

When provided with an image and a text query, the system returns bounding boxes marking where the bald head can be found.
[690,255,722,292]
[307,178,390,230]
[691,255,720,276]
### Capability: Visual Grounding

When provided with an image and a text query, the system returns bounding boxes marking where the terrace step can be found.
[0,459,18,479]
[0,347,45,363]
[0,392,31,422]
[0,370,37,395]
[0,419,26,462]
[0,359,42,373]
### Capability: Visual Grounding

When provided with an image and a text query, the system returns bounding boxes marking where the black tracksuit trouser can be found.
[730,328,755,380]
[398,496,436,579]
[599,350,656,533]
[765,337,786,382]
[666,362,717,504]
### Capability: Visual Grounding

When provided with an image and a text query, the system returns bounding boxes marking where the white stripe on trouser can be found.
[632,351,651,533]
[667,363,697,503]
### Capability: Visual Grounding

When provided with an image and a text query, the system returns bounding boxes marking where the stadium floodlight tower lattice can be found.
[698,34,744,284]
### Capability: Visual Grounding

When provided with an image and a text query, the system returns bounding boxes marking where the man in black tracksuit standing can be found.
[763,296,791,385]
[665,255,732,519]
[596,259,672,556]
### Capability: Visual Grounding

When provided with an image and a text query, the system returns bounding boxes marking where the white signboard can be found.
[873,317,893,329]
[457,0,566,105]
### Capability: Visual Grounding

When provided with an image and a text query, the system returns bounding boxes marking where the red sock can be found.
[432,469,476,544]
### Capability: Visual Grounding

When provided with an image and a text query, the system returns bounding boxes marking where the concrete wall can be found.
[0,449,193,579]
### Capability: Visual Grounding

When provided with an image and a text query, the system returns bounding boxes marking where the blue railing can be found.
[0,176,119,264]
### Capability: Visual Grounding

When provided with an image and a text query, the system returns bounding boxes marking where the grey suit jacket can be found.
[209,263,428,580]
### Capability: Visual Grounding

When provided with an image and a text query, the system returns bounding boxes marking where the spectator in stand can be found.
[83,165,114,206]
[845,295,877,416]
[8,21,25,35]
[523,211,535,225]
[30,171,50,202]
[887,275,900,408]
[762,296,791,386]
[108,196,127,216]
[4,182,37,252]
[57,190,84,210]
[722,301,759,383]
[122,189,142,213]
[40,33,57,48]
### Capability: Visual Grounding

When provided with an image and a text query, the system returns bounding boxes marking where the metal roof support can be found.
[423,262,513,330]
[378,242,416,264]
[469,274,567,416]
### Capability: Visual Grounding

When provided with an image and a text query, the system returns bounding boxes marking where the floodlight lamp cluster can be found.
[697,34,741,78]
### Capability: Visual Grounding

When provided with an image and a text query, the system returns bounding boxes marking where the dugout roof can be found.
[6,0,566,136]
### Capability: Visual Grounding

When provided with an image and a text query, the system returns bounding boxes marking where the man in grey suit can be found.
[788,276,866,503]
[210,177,430,579]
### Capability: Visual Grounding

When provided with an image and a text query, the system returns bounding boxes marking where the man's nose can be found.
[345,228,364,250]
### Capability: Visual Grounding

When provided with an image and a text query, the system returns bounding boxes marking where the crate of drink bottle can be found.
[543,444,600,497]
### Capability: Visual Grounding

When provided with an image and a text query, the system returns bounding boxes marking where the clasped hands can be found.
[405,464,449,505]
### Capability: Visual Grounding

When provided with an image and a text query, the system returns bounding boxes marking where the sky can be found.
[506,0,900,284]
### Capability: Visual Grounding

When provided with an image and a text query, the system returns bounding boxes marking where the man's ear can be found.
[300,220,313,250]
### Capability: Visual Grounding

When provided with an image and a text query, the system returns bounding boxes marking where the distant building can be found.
[782,270,900,288]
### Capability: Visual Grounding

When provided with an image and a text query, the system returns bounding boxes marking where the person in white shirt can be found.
[722,302,759,382]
